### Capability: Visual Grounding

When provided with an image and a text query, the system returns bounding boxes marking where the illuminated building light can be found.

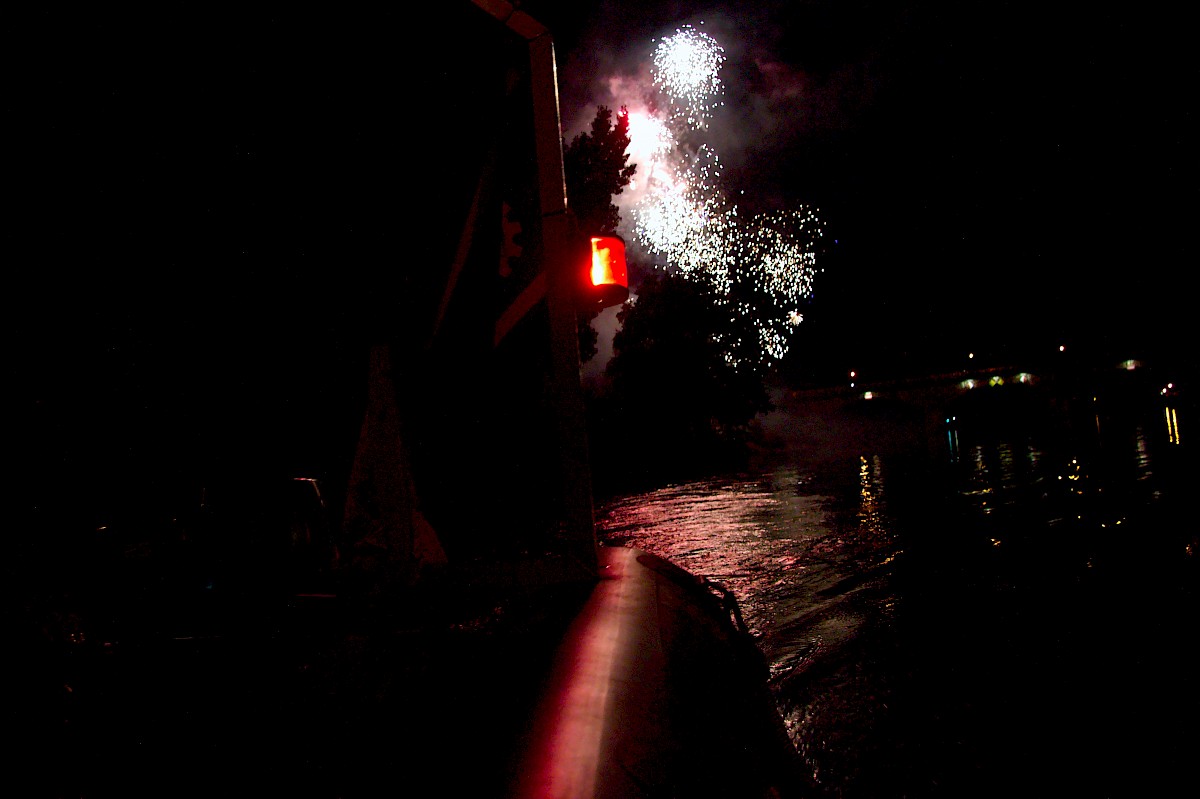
[1166,406,1181,445]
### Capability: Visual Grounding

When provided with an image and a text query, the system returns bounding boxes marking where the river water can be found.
[594,367,1197,797]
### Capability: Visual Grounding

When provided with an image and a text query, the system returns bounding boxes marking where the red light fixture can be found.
[587,234,628,308]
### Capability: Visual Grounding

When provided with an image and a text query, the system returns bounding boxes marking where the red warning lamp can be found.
[588,234,629,308]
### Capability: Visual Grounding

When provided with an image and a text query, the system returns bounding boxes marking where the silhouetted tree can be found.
[589,272,774,494]
[564,105,636,235]
[563,105,636,362]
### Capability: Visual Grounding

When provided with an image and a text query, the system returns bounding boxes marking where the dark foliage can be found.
[563,105,637,363]
[563,105,637,236]
[588,273,774,495]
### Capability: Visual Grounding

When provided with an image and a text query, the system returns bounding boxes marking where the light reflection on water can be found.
[598,472,836,639]
[597,455,905,790]
[596,455,899,645]
[595,379,1196,797]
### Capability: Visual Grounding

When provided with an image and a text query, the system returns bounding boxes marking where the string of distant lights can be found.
[623,25,826,371]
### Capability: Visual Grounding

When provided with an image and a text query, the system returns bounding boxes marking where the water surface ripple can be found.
[595,382,1197,797]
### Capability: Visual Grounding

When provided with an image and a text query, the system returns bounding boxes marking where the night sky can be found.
[10,3,1195,518]
[13,6,506,518]
[540,1,1194,378]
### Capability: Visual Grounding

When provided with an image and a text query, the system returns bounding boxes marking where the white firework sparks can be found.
[624,109,674,163]
[735,209,824,303]
[651,26,725,130]
[711,209,826,368]
[631,144,735,274]
[620,25,825,370]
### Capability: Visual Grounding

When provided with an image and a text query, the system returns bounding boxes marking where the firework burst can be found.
[651,26,726,130]
[620,25,825,370]
[631,144,735,273]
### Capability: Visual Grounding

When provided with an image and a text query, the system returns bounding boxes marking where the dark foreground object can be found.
[13,547,805,797]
